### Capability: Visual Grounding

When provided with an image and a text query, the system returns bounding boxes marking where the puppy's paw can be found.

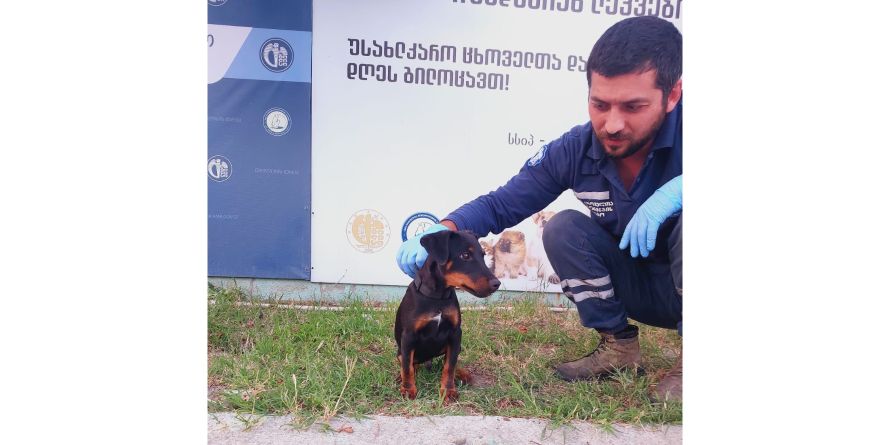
[440,386,459,404]
[548,273,561,284]
[400,384,417,400]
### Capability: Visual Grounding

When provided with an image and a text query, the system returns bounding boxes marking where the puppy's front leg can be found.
[440,328,462,403]
[399,333,417,399]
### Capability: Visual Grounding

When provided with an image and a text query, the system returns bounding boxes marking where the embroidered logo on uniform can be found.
[574,191,614,218]
[527,144,548,167]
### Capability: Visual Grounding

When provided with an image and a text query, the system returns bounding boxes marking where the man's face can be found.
[588,69,681,159]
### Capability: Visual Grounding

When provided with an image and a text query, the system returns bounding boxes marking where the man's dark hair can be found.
[586,16,682,97]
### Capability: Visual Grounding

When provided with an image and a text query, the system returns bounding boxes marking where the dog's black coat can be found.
[394,230,500,401]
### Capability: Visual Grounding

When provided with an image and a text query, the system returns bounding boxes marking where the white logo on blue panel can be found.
[208,0,228,6]
[527,144,549,167]
[263,108,291,136]
[208,155,232,182]
[260,38,293,73]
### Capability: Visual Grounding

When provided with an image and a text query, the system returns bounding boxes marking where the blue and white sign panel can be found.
[208,0,312,279]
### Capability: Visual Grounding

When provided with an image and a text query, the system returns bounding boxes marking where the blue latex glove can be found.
[396,223,450,278]
[619,175,682,258]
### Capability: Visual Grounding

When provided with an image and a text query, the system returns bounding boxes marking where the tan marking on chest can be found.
[413,312,443,331]
[443,306,460,326]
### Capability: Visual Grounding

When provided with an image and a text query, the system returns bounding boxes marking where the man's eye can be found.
[459,252,472,261]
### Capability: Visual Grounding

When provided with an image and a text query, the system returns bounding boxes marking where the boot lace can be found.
[584,335,612,358]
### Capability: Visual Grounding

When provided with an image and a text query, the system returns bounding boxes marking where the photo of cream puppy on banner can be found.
[479,211,561,291]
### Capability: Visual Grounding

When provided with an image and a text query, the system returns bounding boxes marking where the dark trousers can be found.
[543,210,683,335]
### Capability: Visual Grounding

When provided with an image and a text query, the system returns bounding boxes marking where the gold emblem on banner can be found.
[346,209,390,253]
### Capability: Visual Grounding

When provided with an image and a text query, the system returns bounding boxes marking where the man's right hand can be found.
[619,175,682,258]
[396,223,450,278]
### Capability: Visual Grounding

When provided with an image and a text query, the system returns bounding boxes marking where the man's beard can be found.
[598,111,666,159]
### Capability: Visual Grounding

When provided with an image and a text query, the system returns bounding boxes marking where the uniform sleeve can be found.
[445,128,580,236]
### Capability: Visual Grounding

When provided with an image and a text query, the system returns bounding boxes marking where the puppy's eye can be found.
[459,252,472,261]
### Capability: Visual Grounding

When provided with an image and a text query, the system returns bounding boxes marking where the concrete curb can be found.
[208,413,682,445]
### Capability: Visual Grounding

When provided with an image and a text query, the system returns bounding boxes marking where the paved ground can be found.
[208,413,682,445]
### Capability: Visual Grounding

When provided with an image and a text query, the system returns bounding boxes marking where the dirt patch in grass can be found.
[208,379,226,402]
[462,364,496,388]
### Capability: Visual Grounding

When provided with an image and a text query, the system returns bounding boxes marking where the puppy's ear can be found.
[465,230,480,240]
[415,231,452,295]
[420,230,452,265]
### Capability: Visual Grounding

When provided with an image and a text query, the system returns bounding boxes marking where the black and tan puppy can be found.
[395,230,500,402]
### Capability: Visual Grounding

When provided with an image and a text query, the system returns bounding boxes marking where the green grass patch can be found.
[208,284,682,426]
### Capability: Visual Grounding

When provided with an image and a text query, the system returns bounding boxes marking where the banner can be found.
[208,0,312,279]
[311,0,682,291]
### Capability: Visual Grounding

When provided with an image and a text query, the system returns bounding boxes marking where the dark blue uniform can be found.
[445,102,682,334]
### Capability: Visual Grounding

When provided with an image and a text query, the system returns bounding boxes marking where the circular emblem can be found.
[401,212,440,242]
[208,0,228,6]
[260,38,293,73]
[263,108,291,136]
[208,155,232,182]
[346,210,391,254]
[527,143,548,167]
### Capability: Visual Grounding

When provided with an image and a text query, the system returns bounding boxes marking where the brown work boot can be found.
[554,325,642,381]
[651,352,682,402]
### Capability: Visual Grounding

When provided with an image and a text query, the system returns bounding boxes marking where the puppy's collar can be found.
[412,277,452,300]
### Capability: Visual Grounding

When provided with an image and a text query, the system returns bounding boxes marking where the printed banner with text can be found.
[312,0,682,291]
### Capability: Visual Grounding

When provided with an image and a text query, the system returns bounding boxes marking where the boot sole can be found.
[555,366,645,382]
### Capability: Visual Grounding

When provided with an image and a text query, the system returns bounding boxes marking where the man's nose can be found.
[604,110,625,135]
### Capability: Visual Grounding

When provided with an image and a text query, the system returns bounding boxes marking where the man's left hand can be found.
[619,175,682,258]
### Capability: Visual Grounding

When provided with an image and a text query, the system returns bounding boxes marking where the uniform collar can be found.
[585,99,681,161]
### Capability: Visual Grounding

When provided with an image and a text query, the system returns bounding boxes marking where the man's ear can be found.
[415,231,452,295]
[666,78,682,113]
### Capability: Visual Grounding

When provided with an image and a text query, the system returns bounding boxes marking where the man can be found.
[396,16,683,402]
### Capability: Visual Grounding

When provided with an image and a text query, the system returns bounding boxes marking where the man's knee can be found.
[668,213,682,251]
[542,210,588,251]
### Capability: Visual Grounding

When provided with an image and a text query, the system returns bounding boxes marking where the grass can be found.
[208,284,682,428]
